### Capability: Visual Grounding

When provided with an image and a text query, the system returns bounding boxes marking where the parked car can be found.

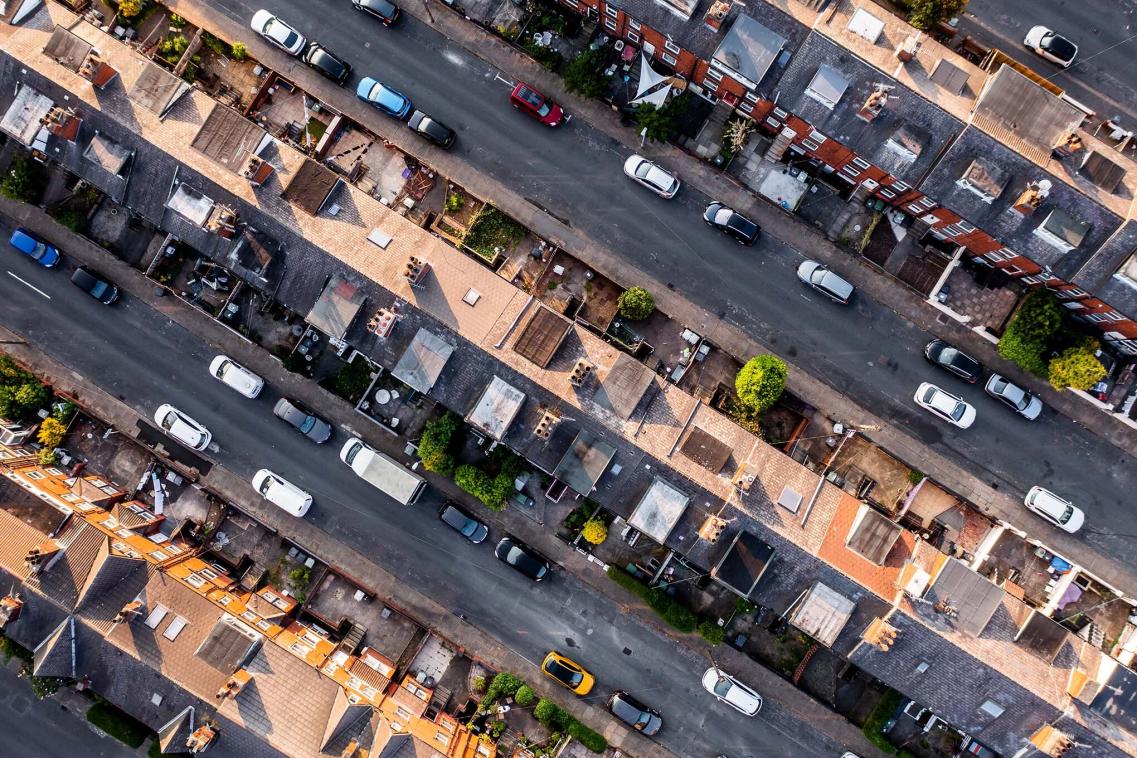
[209,355,264,399]
[252,469,313,517]
[913,382,976,429]
[407,110,456,148]
[351,0,400,25]
[8,228,60,267]
[1024,26,1078,67]
[70,266,119,304]
[438,502,488,544]
[623,154,680,198]
[249,10,306,55]
[1024,486,1085,533]
[356,77,413,119]
[509,82,564,127]
[608,691,662,735]
[984,374,1043,420]
[541,651,594,695]
[701,668,762,716]
[302,43,352,85]
[796,260,853,304]
[702,202,759,244]
[272,398,333,443]
[494,536,549,581]
[924,339,982,384]
[153,404,211,451]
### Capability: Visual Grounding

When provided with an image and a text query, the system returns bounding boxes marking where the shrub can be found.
[159,34,189,65]
[514,685,536,707]
[483,672,524,705]
[116,0,148,19]
[418,412,459,476]
[38,449,60,466]
[567,721,607,753]
[1012,291,1063,341]
[563,48,608,99]
[735,355,788,413]
[862,689,903,754]
[1048,343,1107,391]
[534,698,571,731]
[230,42,248,60]
[997,329,1049,377]
[332,359,373,401]
[904,0,968,31]
[52,208,86,233]
[86,701,151,747]
[661,601,696,632]
[580,520,607,545]
[446,193,465,213]
[1,151,45,204]
[634,94,686,143]
[36,417,66,449]
[617,287,655,320]
[698,619,726,645]
[0,357,50,421]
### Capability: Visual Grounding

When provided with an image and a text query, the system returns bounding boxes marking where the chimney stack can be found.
[534,410,559,440]
[569,359,593,387]
[1052,132,1085,159]
[367,309,397,339]
[0,594,24,627]
[403,256,430,287]
[698,514,727,542]
[1011,180,1050,216]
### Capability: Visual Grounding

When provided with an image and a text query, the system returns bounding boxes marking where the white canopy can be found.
[631,54,674,108]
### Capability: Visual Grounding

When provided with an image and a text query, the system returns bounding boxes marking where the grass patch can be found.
[862,689,903,754]
[87,702,151,748]
[305,117,328,144]
[463,206,526,261]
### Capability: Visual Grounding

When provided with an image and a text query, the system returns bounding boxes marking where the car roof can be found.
[497,538,545,575]
[440,503,472,528]
[513,84,544,107]
[1029,487,1070,517]
[9,228,39,251]
[926,386,960,415]
[818,269,853,299]
[71,267,99,289]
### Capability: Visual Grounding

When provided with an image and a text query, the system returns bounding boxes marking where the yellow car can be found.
[541,651,595,695]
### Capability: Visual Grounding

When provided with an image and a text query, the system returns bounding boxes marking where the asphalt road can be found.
[214,1,1134,557]
[958,0,1137,128]
[0,224,844,758]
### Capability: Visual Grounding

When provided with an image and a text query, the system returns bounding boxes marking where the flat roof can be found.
[712,530,774,599]
[0,84,53,146]
[1014,609,1070,662]
[924,558,1003,636]
[594,352,655,420]
[128,61,190,118]
[789,582,856,647]
[1089,663,1137,737]
[845,504,902,565]
[959,158,1009,199]
[628,477,690,545]
[192,103,270,172]
[391,328,454,394]
[43,26,92,72]
[553,429,616,496]
[711,15,786,88]
[305,274,367,339]
[165,183,215,227]
[972,66,1085,163]
[284,158,341,216]
[512,306,570,368]
[82,133,131,176]
[804,64,848,110]
[466,376,526,441]
[679,426,733,473]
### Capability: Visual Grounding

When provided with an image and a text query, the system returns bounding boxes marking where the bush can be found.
[483,672,524,705]
[51,208,86,233]
[514,685,536,707]
[418,412,459,476]
[332,359,373,401]
[36,417,66,449]
[567,721,607,753]
[661,600,696,632]
[617,287,655,320]
[455,465,496,509]
[446,193,465,213]
[87,701,151,747]
[564,48,608,98]
[904,0,968,31]
[521,39,563,71]
[697,619,726,645]
[1,151,45,204]
[116,0,148,19]
[0,357,50,421]
[38,449,60,466]
[534,698,571,731]
[997,329,1049,377]
[862,689,903,754]
[159,34,189,65]
[1048,343,1107,391]
[580,520,607,545]
[230,42,248,60]
[735,355,787,413]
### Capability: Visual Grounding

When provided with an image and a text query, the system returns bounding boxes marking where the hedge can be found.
[568,720,608,753]
[862,689,903,754]
[87,702,151,748]
[606,566,697,633]
[534,698,606,754]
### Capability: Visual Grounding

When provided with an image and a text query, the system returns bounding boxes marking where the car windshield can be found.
[1043,33,1076,59]
[89,280,109,298]
[635,163,653,180]
[258,477,274,496]
[160,411,177,431]
[1059,505,1075,523]
[950,401,966,421]
[536,102,551,117]
[460,519,479,537]
[712,677,732,697]
[548,660,582,686]
[299,416,316,434]
[29,241,47,259]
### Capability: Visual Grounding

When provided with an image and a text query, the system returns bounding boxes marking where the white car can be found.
[701,667,762,716]
[1024,486,1085,533]
[1024,26,1078,68]
[250,10,307,56]
[252,469,313,517]
[623,155,680,199]
[209,355,264,399]
[153,404,211,451]
[913,382,976,429]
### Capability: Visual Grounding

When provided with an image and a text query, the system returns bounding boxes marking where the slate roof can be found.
[25,520,104,611]
[1014,609,1071,663]
[0,508,52,581]
[42,26,92,72]
[127,60,190,118]
[1089,664,1137,738]
[923,558,1003,637]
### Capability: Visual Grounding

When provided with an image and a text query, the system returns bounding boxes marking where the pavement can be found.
[163,0,1137,583]
[0,204,887,757]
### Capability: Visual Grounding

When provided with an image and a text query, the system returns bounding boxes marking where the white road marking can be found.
[6,271,51,299]
[493,72,515,87]
[443,49,465,68]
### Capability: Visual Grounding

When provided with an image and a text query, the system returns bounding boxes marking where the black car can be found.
[352,0,400,25]
[494,536,549,581]
[407,110,456,149]
[608,691,662,736]
[70,266,119,304]
[702,201,760,245]
[272,398,334,443]
[302,44,352,85]
[439,502,488,544]
[923,339,982,383]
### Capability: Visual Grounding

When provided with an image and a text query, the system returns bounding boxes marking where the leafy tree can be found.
[1,152,44,204]
[36,418,66,449]
[485,672,524,701]
[581,520,607,545]
[904,0,968,30]
[735,355,788,413]
[1048,344,1106,391]
[564,48,608,99]
[634,93,689,143]
[617,287,655,320]
[514,685,536,707]
[332,359,373,401]
[418,413,458,476]
[455,464,503,510]
[116,0,148,19]
[0,357,50,421]
[230,42,248,61]
[1011,291,1063,342]
[997,330,1048,377]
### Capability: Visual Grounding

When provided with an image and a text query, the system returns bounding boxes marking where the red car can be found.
[510,82,565,127]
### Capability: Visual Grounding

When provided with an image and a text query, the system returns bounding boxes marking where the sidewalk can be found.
[0,200,888,757]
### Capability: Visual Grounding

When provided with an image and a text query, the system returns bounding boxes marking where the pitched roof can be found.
[127,61,190,118]
[305,274,367,339]
[157,706,196,754]
[392,329,455,394]
[711,15,788,88]
[284,158,342,216]
[972,66,1085,162]
[0,508,52,581]
[321,688,374,752]
[33,616,76,677]
[25,520,104,610]
[42,26,92,72]
[193,615,263,676]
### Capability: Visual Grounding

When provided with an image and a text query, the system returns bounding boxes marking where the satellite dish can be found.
[1037,179,1053,192]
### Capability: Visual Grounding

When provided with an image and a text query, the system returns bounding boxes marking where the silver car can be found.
[984,374,1042,420]
[623,154,680,198]
[272,398,333,443]
[796,260,854,304]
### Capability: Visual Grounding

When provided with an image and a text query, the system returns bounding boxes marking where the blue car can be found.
[356,77,412,120]
[9,228,61,267]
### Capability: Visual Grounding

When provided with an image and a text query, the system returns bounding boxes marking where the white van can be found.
[251,469,312,517]
[339,437,426,505]
[210,355,264,398]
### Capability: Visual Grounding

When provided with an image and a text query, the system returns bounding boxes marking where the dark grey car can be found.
[608,691,662,736]
[924,339,982,384]
[272,398,333,443]
[439,502,489,544]
[408,110,456,148]
[494,536,549,581]
[702,201,759,245]
[302,44,352,85]
[70,266,119,304]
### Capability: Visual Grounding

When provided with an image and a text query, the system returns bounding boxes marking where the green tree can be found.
[1,152,44,204]
[904,0,968,30]
[634,93,689,143]
[116,0,148,19]
[581,520,607,545]
[418,413,458,476]
[564,48,608,99]
[456,465,507,510]
[735,355,787,413]
[514,685,536,707]
[230,42,248,61]
[36,417,66,449]
[997,329,1049,377]
[1048,344,1106,391]
[0,358,50,421]
[1011,291,1064,341]
[617,287,655,320]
